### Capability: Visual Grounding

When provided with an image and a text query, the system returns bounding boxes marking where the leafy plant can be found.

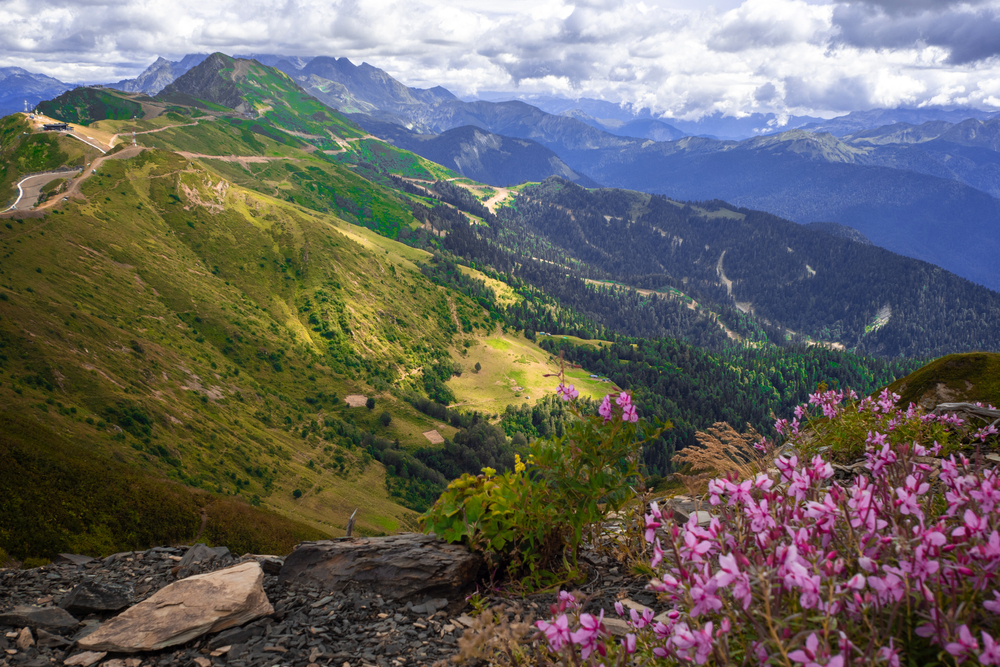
[421,370,669,589]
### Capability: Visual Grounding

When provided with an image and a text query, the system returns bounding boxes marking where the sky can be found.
[2,0,1000,120]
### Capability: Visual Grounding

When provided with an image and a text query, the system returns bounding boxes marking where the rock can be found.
[0,606,79,630]
[279,534,481,600]
[35,628,72,649]
[15,627,34,650]
[206,624,261,649]
[260,558,283,576]
[176,544,231,578]
[77,561,272,653]
[70,620,101,643]
[63,651,106,667]
[60,581,133,614]
[53,554,95,567]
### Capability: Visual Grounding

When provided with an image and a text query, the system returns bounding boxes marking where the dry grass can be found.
[672,422,774,493]
[442,605,541,667]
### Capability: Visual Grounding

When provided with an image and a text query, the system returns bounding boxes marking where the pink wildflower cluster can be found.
[599,391,638,423]
[534,391,1000,666]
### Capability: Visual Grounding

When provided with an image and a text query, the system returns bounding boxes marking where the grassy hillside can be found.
[0,412,327,562]
[887,352,1000,408]
[0,141,503,554]
[37,87,144,126]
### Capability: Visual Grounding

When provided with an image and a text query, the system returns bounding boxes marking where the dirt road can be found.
[5,170,80,211]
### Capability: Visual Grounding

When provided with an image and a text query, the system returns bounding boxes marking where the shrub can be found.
[380,411,392,427]
[421,372,669,589]
[366,397,376,411]
[292,489,302,499]
[533,389,1000,666]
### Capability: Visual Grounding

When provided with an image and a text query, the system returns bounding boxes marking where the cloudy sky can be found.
[2,0,1000,119]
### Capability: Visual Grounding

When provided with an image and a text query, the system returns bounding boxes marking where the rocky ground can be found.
[0,538,663,667]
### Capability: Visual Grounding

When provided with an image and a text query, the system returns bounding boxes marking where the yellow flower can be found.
[481,466,496,479]
[514,454,525,473]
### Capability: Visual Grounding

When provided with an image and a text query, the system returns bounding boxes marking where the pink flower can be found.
[569,611,604,659]
[622,633,637,654]
[536,614,572,651]
[788,633,830,667]
[622,403,638,423]
[615,391,631,407]
[557,382,578,401]
[985,589,1000,615]
[644,511,662,544]
[651,538,664,568]
[878,639,901,667]
[598,395,612,422]
[981,631,1000,666]
[945,624,979,662]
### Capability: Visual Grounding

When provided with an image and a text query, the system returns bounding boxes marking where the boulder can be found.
[0,606,79,630]
[60,581,133,615]
[77,561,272,653]
[278,533,481,600]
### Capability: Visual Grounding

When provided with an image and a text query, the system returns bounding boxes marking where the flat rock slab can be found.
[77,561,272,653]
[54,554,95,567]
[344,394,368,407]
[0,605,79,630]
[278,533,481,600]
[60,581,133,615]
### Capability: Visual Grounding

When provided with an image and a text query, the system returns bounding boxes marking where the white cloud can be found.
[2,0,1000,118]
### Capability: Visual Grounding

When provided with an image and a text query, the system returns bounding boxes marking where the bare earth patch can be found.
[422,430,444,444]
[344,394,368,408]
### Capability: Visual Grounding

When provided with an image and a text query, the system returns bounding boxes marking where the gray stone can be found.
[77,561,273,653]
[53,554,95,567]
[71,620,101,643]
[279,534,481,601]
[60,581,133,614]
[35,628,73,649]
[0,606,79,630]
[176,544,230,578]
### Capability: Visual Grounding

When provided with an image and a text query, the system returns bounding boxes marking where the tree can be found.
[366,397,375,411]
[474,362,482,373]
[380,411,392,427]
[292,489,302,499]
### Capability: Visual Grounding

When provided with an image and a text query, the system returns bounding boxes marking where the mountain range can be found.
[0,67,74,117]
[7,53,1000,289]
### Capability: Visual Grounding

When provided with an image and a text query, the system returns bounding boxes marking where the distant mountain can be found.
[157,53,248,110]
[233,53,313,70]
[472,93,825,140]
[560,128,1000,291]
[0,67,74,117]
[467,177,1000,357]
[560,110,686,142]
[106,54,208,95]
[350,116,599,187]
[802,107,1000,137]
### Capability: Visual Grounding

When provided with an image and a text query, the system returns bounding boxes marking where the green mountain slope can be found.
[0,133,494,554]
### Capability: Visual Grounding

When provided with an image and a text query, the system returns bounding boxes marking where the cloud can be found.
[832,3,1000,64]
[3,0,1000,119]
